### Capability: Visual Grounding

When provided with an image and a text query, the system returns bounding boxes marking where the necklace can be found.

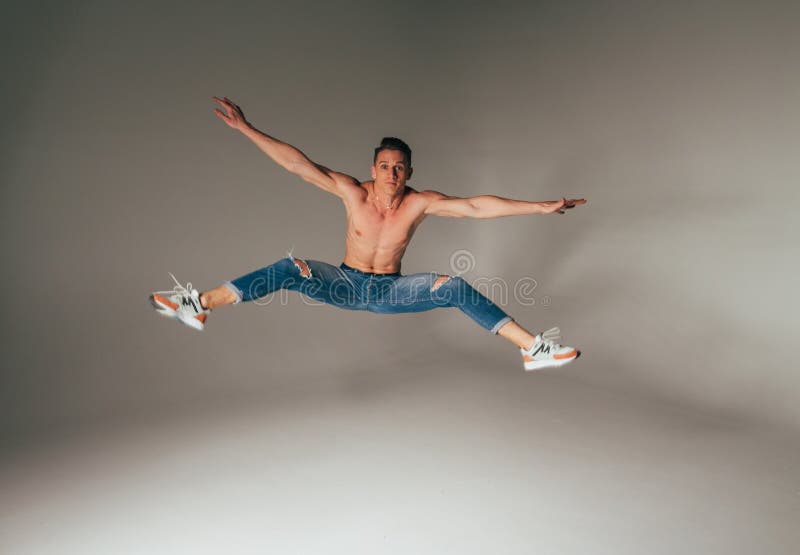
[370,187,402,210]
[373,196,395,209]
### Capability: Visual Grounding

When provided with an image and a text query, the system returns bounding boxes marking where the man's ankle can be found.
[522,335,541,352]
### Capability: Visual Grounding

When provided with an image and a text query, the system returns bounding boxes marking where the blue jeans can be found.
[223,256,513,334]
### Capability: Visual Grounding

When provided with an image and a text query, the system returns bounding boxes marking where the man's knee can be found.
[431,274,453,293]
[289,255,312,278]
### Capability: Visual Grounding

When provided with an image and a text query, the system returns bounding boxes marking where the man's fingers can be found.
[213,108,231,122]
[212,97,231,114]
[562,198,586,209]
[223,97,241,112]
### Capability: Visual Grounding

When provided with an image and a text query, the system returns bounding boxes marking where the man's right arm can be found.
[213,96,358,197]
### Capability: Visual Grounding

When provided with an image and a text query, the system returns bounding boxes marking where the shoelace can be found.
[526,326,562,353]
[154,272,194,299]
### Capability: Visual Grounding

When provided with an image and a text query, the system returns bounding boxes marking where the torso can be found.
[340,181,432,274]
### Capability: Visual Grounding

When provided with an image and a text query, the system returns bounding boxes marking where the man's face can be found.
[371,149,412,189]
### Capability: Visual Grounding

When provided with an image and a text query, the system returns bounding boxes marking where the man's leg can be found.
[495,320,536,350]
[368,272,518,337]
[200,285,237,310]
[425,274,536,348]
[427,275,551,350]
[201,255,360,311]
[426,275,578,365]
[196,256,301,310]
[152,256,354,331]
[369,272,577,369]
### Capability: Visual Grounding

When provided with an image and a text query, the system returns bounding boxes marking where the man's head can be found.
[371,137,413,188]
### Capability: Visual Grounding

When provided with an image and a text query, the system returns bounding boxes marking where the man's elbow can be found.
[286,158,311,175]
[467,198,494,219]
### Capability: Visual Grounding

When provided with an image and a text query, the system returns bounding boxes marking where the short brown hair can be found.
[373,137,412,166]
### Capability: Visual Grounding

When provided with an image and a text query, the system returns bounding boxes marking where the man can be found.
[150,97,587,371]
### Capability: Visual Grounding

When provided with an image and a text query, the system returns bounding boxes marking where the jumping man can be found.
[149,97,587,371]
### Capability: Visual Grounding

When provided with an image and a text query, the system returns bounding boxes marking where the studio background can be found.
[2,1,798,553]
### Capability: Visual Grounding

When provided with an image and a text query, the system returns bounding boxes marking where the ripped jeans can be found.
[223,256,513,334]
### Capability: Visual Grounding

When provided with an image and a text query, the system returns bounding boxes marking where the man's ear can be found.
[371,165,376,179]
[407,167,413,181]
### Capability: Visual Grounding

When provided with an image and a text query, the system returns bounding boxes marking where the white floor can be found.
[2,360,798,555]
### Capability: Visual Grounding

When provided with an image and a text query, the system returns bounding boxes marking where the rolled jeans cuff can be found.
[222,281,243,305]
[490,316,513,335]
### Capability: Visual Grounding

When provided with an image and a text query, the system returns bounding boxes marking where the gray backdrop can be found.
[2,1,799,553]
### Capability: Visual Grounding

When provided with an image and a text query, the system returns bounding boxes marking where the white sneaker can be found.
[149,273,209,331]
[520,327,579,371]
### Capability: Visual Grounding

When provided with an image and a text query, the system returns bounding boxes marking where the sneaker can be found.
[520,327,579,371]
[149,273,209,331]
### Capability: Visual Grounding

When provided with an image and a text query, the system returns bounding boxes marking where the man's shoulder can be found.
[411,188,449,202]
[399,189,451,218]
[335,176,367,196]
[401,187,438,203]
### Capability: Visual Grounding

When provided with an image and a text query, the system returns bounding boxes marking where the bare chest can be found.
[346,197,424,248]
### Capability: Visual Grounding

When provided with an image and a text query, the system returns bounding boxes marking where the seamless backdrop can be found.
[2,1,799,554]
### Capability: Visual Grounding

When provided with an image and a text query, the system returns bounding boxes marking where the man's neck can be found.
[370,182,405,210]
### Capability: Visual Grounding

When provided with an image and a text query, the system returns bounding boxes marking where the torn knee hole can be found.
[431,275,452,292]
[292,257,312,278]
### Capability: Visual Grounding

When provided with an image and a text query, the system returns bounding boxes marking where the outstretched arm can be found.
[424,192,586,218]
[212,96,358,197]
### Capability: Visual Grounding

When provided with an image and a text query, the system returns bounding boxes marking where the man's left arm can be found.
[423,191,587,218]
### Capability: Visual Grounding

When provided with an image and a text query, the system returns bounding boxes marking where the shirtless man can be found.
[149,97,587,371]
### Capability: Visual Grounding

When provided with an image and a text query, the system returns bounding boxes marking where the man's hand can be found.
[539,198,587,215]
[213,96,250,131]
